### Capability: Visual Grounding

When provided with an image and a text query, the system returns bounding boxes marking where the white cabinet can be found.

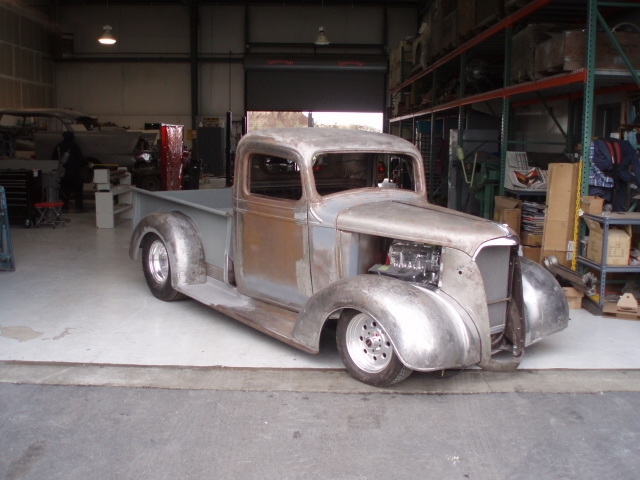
[94,169,133,228]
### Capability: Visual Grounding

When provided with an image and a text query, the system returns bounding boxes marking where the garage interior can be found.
[2,1,640,476]
[0,0,640,480]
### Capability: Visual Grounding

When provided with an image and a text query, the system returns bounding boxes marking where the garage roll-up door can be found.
[245,55,387,113]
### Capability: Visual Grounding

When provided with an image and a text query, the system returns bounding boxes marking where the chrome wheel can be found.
[142,233,185,302]
[148,239,169,284]
[345,312,393,373]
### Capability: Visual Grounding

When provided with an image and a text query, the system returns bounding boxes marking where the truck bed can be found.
[131,187,234,276]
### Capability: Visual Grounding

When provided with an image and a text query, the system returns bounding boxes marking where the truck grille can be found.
[475,245,513,333]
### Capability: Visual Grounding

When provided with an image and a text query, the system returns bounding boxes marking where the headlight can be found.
[369,240,443,287]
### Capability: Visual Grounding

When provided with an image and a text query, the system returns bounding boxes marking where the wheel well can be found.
[129,211,206,287]
[140,231,158,248]
[316,311,340,352]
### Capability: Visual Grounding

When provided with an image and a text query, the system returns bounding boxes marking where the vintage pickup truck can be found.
[129,128,569,386]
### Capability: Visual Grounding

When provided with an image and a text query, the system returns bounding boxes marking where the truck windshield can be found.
[312,153,416,196]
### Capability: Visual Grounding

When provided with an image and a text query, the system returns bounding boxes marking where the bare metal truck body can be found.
[130,128,569,386]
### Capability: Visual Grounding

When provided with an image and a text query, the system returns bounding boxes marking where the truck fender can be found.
[293,275,480,371]
[129,211,206,287]
[520,257,570,346]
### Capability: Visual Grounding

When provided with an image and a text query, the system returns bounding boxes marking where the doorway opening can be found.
[247,111,383,132]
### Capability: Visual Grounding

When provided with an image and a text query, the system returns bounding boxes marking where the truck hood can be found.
[336,201,512,257]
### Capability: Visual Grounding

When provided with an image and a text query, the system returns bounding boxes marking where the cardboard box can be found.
[442,11,458,50]
[457,0,475,39]
[584,218,631,266]
[520,232,543,247]
[510,24,567,82]
[603,293,640,320]
[563,287,583,309]
[494,196,522,234]
[580,196,604,215]
[522,246,542,264]
[535,30,640,75]
[542,163,580,256]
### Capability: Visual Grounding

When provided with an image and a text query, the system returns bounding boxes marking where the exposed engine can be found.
[369,240,442,287]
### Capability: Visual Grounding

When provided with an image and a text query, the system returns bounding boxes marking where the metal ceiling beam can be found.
[29,0,419,6]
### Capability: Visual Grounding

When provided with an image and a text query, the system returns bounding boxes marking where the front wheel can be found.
[141,233,186,301]
[336,310,412,387]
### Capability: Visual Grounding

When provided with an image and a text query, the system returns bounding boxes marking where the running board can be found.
[177,279,317,354]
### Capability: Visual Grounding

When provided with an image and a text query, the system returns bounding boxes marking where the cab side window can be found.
[249,154,303,201]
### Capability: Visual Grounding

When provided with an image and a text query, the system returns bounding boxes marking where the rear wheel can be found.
[141,233,186,301]
[336,310,412,387]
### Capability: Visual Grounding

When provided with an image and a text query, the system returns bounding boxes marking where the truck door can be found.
[234,153,312,310]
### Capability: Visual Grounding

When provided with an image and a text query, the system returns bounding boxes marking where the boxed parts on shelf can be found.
[521,232,543,246]
[494,196,522,233]
[522,245,542,264]
[541,163,580,267]
[603,293,640,320]
[510,24,569,82]
[456,0,503,41]
[580,195,604,215]
[535,30,640,76]
[442,10,458,51]
[457,0,476,40]
[412,28,430,72]
[583,218,632,266]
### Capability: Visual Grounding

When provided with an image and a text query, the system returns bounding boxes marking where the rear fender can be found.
[129,211,206,287]
[293,275,481,371]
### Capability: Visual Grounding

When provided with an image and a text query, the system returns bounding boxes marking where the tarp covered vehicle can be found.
[0,108,154,168]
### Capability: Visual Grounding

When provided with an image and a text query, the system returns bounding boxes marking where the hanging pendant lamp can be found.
[315,26,330,46]
[99,25,116,45]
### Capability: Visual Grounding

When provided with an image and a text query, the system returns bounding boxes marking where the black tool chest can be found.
[0,169,43,226]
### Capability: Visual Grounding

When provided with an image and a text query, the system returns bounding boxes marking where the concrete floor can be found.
[2,384,640,480]
[3,199,640,480]
[1,200,640,386]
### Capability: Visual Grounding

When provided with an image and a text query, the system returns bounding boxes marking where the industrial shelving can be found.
[388,0,640,204]
[577,212,640,313]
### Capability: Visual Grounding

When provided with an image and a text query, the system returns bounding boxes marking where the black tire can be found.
[140,174,162,192]
[336,309,412,387]
[141,233,186,301]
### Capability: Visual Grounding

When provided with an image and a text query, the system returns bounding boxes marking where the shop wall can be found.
[53,3,417,130]
[0,1,54,108]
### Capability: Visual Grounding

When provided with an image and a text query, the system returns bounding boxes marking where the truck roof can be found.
[239,128,420,161]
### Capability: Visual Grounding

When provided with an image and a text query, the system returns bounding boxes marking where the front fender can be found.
[293,275,480,371]
[129,211,206,288]
[521,257,570,345]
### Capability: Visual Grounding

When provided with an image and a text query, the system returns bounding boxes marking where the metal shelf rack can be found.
[577,212,640,313]
[388,0,640,203]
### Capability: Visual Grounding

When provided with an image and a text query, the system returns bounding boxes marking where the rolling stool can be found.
[34,201,66,228]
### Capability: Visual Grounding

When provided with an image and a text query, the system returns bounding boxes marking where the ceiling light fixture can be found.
[99,25,116,45]
[315,0,330,46]
[315,26,330,46]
